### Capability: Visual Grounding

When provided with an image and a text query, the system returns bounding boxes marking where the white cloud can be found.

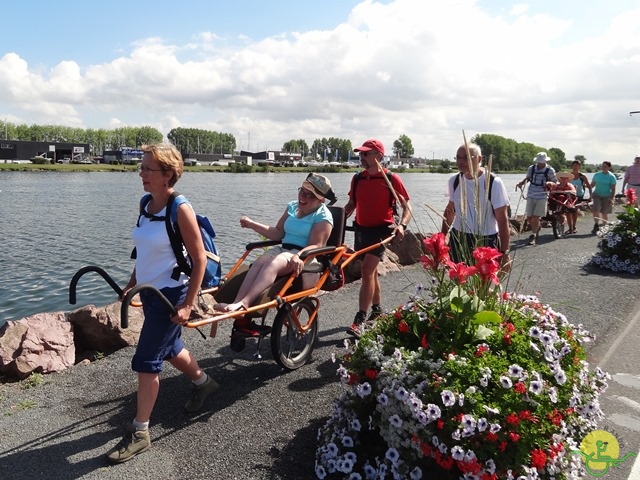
[1,0,640,162]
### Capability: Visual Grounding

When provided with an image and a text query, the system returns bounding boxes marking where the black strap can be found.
[352,171,397,215]
[281,243,303,251]
[453,172,496,207]
[164,191,194,281]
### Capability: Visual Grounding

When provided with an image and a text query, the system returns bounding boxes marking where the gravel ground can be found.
[1,218,637,480]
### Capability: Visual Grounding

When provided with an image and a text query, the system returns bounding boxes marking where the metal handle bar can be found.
[120,284,176,329]
[69,265,123,305]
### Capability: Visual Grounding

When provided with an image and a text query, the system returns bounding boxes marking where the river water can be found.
[1,170,616,325]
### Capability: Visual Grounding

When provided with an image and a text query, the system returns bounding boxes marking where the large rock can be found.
[68,301,145,354]
[0,312,75,379]
[387,230,424,265]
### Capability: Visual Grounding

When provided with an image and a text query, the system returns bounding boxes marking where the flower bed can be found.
[590,189,640,274]
[317,234,609,479]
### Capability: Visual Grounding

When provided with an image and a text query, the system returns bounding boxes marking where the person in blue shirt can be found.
[590,161,617,233]
[216,173,336,337]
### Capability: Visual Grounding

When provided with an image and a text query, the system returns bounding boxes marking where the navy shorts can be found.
[354,224,392,258]
[132,285,186,374]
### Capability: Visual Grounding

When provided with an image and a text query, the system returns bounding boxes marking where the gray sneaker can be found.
[184,375,219,413]
[105,425,151,463]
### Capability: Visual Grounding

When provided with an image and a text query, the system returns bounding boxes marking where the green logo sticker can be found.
[572,430,637,476]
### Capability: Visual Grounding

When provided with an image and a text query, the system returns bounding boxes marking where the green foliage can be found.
[472,134,566,172]
[282,139,309,156]
[225,162,253,173]
[1,121,163,155]
[393,134,415,158]
[21,372,44,389]
[30,156,50,164]
[167,127,236,156]
[310,137,352,162]
[591,193,640,273]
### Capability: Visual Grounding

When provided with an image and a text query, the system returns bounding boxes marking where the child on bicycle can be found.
[549,172,578,234]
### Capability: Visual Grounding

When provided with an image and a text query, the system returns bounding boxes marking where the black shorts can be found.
[354,223,392,258]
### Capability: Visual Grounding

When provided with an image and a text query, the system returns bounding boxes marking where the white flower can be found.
[458,393,465,406]
[377,393,388,406]
[555,370,568,385]
[461,414,476,431]
[489,423,501,434]
[385,447,400,464]
[508,364,524,378]
[477,418,488,432]
[441,390,456,406]
[356,382,372,398]
[342,436,354,448]
[529,380,543,395]
[350,419,362,431]
[409,466,423,480]
[529,326,542,338]
[451,445,465,460]
[363,464,377,479]
[389,414,403,428]
[483,405,500,415]
[316,464,327,479]
[395,387,409,401]
[426,403,442,421]
[326,443,339,457]
[500,376,513,388]
[347,473,361,480]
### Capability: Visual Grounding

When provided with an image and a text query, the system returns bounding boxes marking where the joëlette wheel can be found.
[270,298,318,370]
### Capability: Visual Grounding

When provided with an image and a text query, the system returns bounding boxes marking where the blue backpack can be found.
[139,191,222,289]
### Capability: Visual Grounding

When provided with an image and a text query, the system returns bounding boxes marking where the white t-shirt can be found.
[447,173,510,236]
[132,204,189,289]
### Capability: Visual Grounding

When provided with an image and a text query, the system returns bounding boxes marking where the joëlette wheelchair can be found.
[544,190,578,239]
[69,206,395,371]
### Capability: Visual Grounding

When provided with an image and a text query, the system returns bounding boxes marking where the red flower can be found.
[421,334,428,349]
[447,262,477,283]
[514,382,526,394]
[506,413,520,425]
[547,409,563,426]
[364,368,378,380]
[530,448,547,469]
[436,419,444,430]
[626,187,638,205]
[420,442,433,456]
[422,233,451,269]
[508,432,520,442]
[519,410,539,423]
[503,333,512,345]
[503,322,516,333]
[475,344,489,357]
[398,320,410,333]
[472,247,502,284]
[498,441,507,452]
[438,455,454,470]
[481,474,498,480]
[347,373,359,385]
[394,309,403,320]
[485,432,498,442]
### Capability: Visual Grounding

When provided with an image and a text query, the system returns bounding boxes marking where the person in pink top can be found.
[622,155,640,206]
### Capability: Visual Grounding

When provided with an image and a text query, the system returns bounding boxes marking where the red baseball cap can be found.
[354,139,384,155]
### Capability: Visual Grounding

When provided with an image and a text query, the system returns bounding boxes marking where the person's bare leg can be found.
[359,254,380,312]
[135,372,160,423]
[168,348,203,381]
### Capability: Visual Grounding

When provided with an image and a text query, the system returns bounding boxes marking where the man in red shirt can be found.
[344,139,412,336]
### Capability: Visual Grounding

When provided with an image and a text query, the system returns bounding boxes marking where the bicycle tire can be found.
[551,215,564,238]
[270,298,318,370]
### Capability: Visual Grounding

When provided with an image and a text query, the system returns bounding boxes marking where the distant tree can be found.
[167,127,236,155]
[282,139,309,156]
[310,137,352,162]
[574,155,586,165]
[393,134,414,158]
[548,147,567,171]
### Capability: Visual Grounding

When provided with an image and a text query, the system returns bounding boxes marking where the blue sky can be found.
[1,0,640,162]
